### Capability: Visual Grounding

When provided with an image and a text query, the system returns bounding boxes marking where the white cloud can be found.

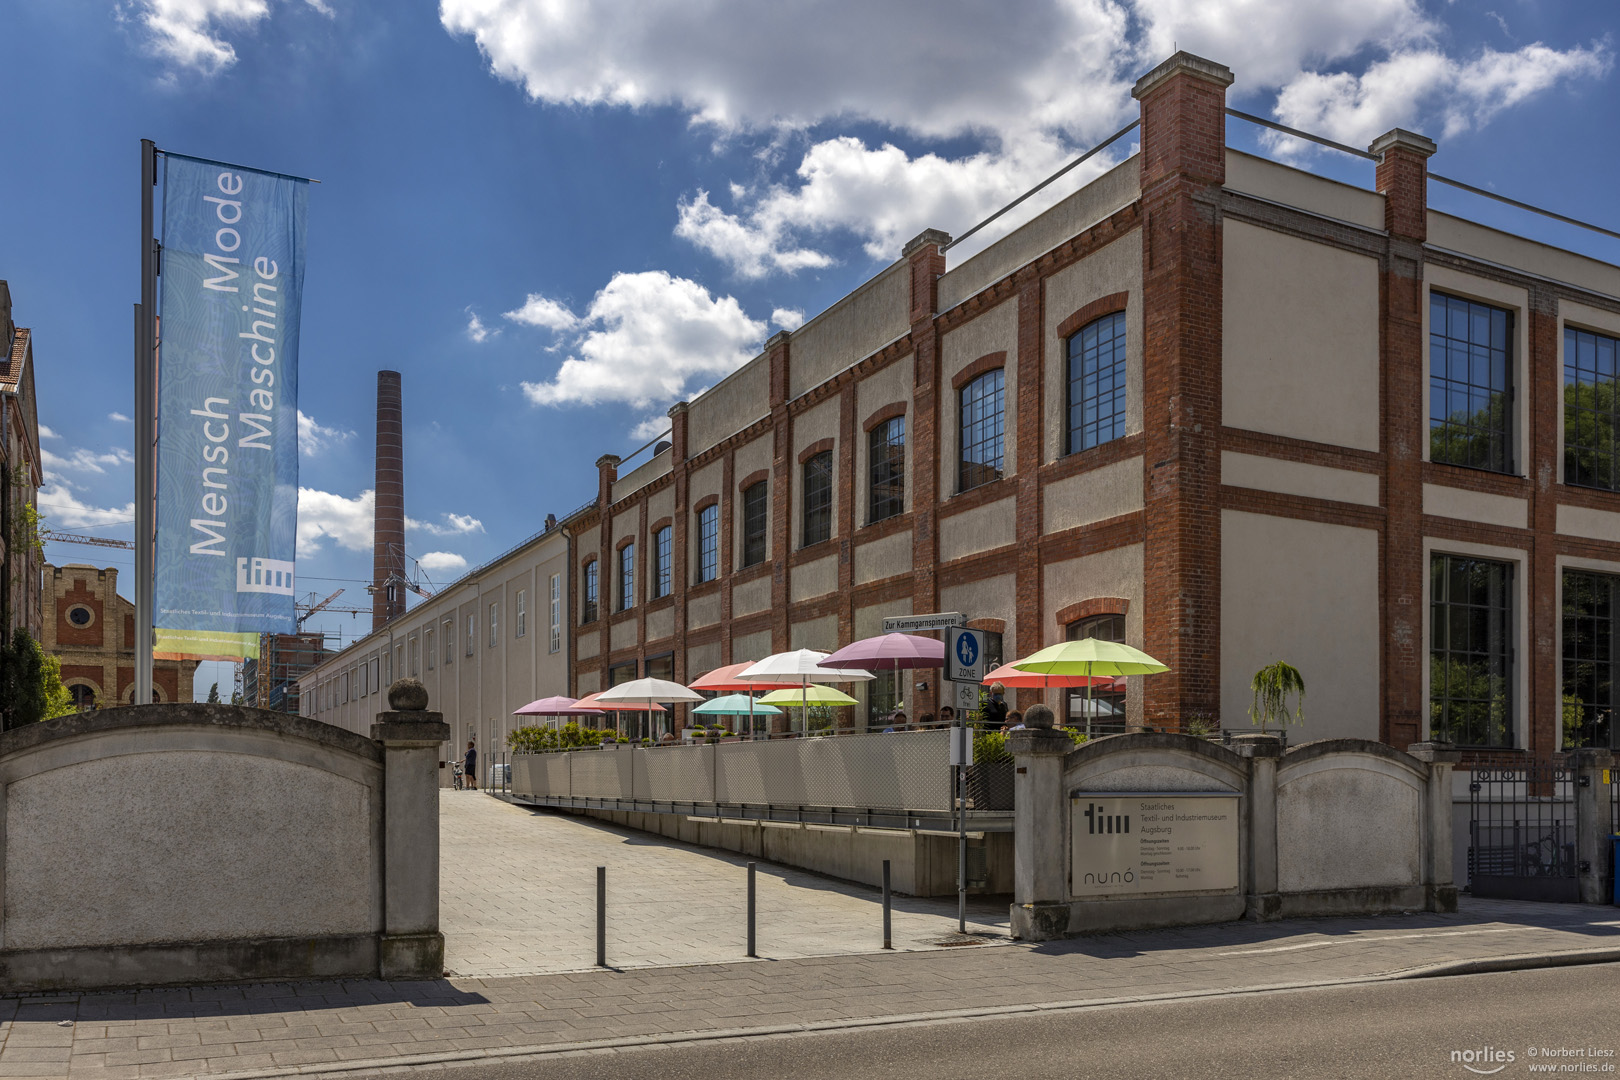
[41,446,133,476]
[503,294,581,333]
[296,410,355,459]
[130,0,270,75]
[771,308,805,332]
[465,308,499,343]
[520,272,766,412]
[418,551,469,573]
[38,424,59,440]
[36,483,136,530]
[407,512,486,537]
[108,412,132,423]
[296,487,374,556]
[1272,43,1611,149]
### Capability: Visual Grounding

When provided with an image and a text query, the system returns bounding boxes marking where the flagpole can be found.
[135,139,157,707]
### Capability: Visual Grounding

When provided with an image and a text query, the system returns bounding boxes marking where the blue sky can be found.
[2,0,1617,696]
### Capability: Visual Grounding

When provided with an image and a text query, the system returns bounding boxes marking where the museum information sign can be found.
[1070,792,1239,895]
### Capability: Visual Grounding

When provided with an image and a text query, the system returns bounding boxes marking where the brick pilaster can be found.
[1528,293,1560,760]
[1134,52,1233,732]
[767,332,793,653]
[719,448,735,665]
[1014,277,1044,710]
[836,382,857,730]
[668,401,690,728]
[1370,127,1436,748]
[903,229,948,722]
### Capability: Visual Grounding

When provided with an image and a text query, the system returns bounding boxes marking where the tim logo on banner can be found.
[153,154,307,661]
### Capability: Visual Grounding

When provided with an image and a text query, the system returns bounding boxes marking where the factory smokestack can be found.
[372,370,406,631]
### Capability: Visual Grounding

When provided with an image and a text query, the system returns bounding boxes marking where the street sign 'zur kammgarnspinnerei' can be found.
[154,155,308,661]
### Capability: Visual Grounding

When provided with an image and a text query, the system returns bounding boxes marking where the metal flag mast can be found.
[134,139,157,707]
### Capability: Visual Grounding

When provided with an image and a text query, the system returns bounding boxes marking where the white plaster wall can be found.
[1224,150,1385,230]
[5,750,375,949]
[1223,220,1381,452]
[1222,452,1380,507]
[687,640,721,679]
[733,630,772,664]
[791,554,838,602]
[1430,212,1620,301]
[612,450,671,504]
[1221,512,1380,740]
[732,575,771,616]
[610,618,636,654]
[688,357,768,459]
[1557,504,1620,543]
[1276,759,1422,892]
[789,262,910,398]
[1043,233,1143,461]
[938,498,1016,563]
[1043,457,1144,532]
[941,299,1018,497]
[855,531,913,585]
[688,592,721,629]
[939,573,1016,654]
[1422,484,1528,529]
[646,605,674,645]
[854,598,910,642]
[790,616,839,652]
[577,630,599,660]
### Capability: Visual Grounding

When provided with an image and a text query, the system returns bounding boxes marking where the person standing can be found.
[464,740,478,791]
[981,683,1009,731]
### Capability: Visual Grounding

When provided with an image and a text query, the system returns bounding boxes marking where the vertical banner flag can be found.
[154,154,307,661]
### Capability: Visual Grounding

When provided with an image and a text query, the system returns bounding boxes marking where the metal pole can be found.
[957,726,967,934]
[882,859,892,950]
[595,865,606,967]
[746,862,756,958]
[135,139,157,708]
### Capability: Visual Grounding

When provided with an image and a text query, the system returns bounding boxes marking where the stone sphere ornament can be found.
[388,679,429,712]
[1023,703,1055,729]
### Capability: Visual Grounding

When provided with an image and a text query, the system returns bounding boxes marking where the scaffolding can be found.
[242,632,333,713]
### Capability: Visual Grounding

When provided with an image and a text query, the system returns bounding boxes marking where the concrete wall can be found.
[0,702,446,991]
[789,262,911,399]
[1224,150,1384,231]
[1008,732,1457,940]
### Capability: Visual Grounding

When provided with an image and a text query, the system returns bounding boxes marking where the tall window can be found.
[868,416,905,523]
[866,670,902,730]
[516,589,527,637]
[549,574,562,653]
[1431,554,1514,747]
[1061,615,1124,734]
[581,559,598,624]
[802,451,833,547]
[651,526,672,598]
[959,369,1005,491]
[741,482,768,567]
[488,602,498,647]
[696,506,718,583]
[1068,311,1127,453]
[618,543,635,611]
[371,657,379,691]
[409,635,418,677]
[465,613,474,656]
[443,619,453,664]
[1564,326,1619,491]
[1563,569,1617,749]
[425,629,435,670]
[1431,293,1514,473]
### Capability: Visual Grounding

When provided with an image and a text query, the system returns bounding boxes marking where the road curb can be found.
[188,947,1620,1080]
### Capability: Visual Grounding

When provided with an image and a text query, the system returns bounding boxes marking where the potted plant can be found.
[1249,660,1305,735]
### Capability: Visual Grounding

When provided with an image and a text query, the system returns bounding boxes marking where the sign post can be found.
[883,612,966,633]
[942,628,983,936]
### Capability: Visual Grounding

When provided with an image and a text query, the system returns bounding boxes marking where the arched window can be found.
[741,481,769,567]
[802,451,833,547]
[695,507,718,583]
[1065,613,1126,736]
[69,684,96,711]
[618,542,636,611]
[959,369,1004,492]
[652,525,673,596]
[868,416,905,523]
[1067,310,1127,453]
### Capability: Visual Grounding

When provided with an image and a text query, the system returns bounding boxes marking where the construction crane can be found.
[297,588,345,628]
[41,530,136,550]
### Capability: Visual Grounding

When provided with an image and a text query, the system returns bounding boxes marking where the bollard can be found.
[596,866,606,968]
[746,862,757,958]
[882,859,892,950]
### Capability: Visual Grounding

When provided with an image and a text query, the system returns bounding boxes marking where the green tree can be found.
[0,628,49,730]
[206,682,221,704]
[1249,660,1306,734]
[41,653,74,720]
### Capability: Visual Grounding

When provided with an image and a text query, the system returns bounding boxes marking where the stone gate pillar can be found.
[1408,742,1461,912]
[1232,734,1280,920]
[373,680,450,978]
[1008,708,1072,941]
[1569,747,1614,905]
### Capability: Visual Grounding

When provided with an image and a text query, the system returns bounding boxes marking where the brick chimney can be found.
[372,371,406,631]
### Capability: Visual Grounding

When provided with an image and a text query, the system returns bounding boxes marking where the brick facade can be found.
[41,564,197,706]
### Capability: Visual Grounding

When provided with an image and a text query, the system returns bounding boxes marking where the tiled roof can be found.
[0,327,27,392]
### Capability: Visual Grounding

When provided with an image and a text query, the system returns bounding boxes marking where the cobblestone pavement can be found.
[0,794,1616,1079]
[440,791,1007,977]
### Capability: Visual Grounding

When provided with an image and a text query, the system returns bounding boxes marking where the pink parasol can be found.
[513,695,605,717]
[818,633,945,671]
[689,662,800,692]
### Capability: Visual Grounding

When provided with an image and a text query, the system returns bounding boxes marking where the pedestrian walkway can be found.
[1,795,1617,1079]
[441,791,1006,977]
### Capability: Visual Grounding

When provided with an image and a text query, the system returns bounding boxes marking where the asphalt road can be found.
[441,963,1620,1080]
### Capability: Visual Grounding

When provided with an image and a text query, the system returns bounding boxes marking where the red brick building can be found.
[1,281,43,642]
[565,52,1620,764]
[43,564,198,707]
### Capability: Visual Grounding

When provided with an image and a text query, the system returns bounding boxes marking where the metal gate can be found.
[1468,764,1580,902]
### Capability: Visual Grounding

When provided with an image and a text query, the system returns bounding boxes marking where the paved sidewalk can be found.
[0,897,1615,1079]
[441,792,1006,977]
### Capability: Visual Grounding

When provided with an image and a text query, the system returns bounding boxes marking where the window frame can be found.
[801,450,833,548]
[1563,324,1620,492]
[1429,292,1515,474]
[1430,553,1516,748]
[425,628,435,671]
[488,602,498,648]
[741,481,769,568]
[549,573,562,653]
[618,542,636,611]
[868,416,906,524]
[958,368,1005,492]
[581,559,599,624]
[465,613,474,656]
[696,505,719,583]
[651,525,672,598]
[516,588,527,638]
[1066,310,1128,454]
[443,618,453,664]
[1561,567,1618,750]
